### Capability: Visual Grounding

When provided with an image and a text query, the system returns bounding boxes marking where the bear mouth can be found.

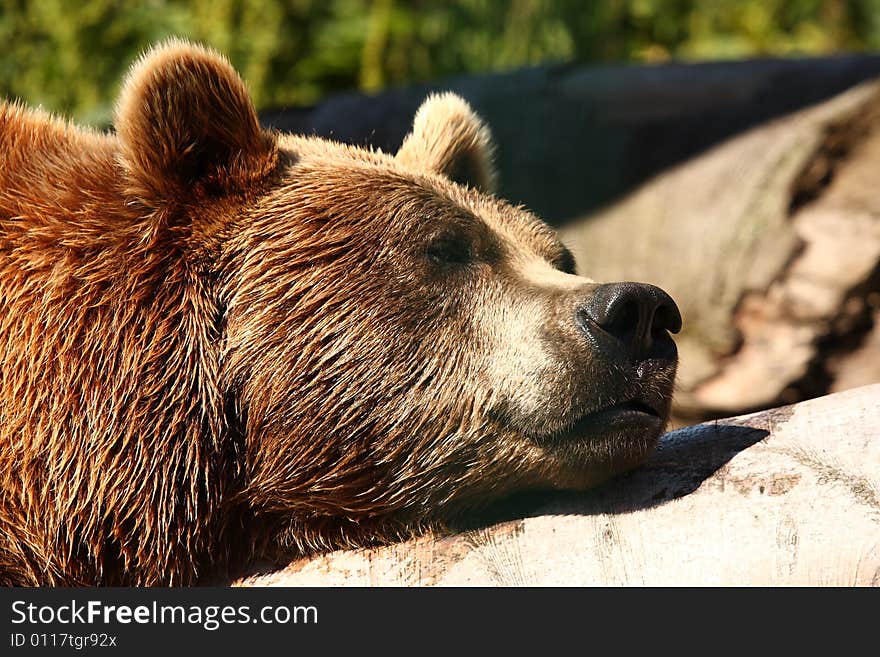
[544,399,665,444]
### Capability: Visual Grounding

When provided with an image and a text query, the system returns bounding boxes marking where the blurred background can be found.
[3,1,880,423]
[4,0,880,124]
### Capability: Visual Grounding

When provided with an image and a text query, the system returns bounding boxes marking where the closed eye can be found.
[554,248,577,275]
[426,235,471,265]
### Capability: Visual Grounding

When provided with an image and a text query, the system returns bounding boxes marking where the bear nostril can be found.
[653,299,683,335]
[605,298,640,341]
[578,282,681,358]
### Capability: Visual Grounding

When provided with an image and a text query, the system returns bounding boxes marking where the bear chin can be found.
[532,410,667,490]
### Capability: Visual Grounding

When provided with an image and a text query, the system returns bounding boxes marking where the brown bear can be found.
[0,40,680,586]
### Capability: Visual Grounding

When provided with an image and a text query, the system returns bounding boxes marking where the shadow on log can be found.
[261,55,880,224]
[469,424,768,526]
[239,384,880,586]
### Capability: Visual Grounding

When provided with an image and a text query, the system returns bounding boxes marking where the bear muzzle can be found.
[529,281,681,448]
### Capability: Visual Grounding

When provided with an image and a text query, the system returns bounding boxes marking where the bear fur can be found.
[0,40,678,585]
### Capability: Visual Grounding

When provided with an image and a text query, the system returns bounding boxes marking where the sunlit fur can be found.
[0,41,676,585]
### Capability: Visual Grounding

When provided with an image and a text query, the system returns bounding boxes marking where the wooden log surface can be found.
[239,384,880,586]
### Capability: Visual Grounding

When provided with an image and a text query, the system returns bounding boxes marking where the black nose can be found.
[577,282,682,358]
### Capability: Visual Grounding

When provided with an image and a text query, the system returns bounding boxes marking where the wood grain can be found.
[240,384,880,586]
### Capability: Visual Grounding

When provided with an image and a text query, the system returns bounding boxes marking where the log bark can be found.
[239,384,880,586]
[560,82,880,420]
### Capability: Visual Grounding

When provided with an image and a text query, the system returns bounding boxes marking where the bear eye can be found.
[425,234,472,265]
[554,249,577,275]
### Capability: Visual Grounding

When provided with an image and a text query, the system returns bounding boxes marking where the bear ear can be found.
[396,93,496,193]
[115,39,276,207]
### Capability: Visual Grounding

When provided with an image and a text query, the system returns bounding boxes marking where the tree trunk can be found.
[262,56,880,420]
[239,384,880,586]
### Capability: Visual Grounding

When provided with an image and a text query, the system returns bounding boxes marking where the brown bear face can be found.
[117,42,680,540]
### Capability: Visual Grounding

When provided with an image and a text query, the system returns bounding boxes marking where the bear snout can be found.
[575,282,681,363]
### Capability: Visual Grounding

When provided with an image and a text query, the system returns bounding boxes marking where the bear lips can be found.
[550,398,664,444]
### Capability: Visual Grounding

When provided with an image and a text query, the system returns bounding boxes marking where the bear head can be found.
[114,40,680,552]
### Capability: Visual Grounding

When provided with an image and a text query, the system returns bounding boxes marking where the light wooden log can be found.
[240,384,880,586]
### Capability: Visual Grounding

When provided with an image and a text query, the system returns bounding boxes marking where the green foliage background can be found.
[2,0,880,125]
